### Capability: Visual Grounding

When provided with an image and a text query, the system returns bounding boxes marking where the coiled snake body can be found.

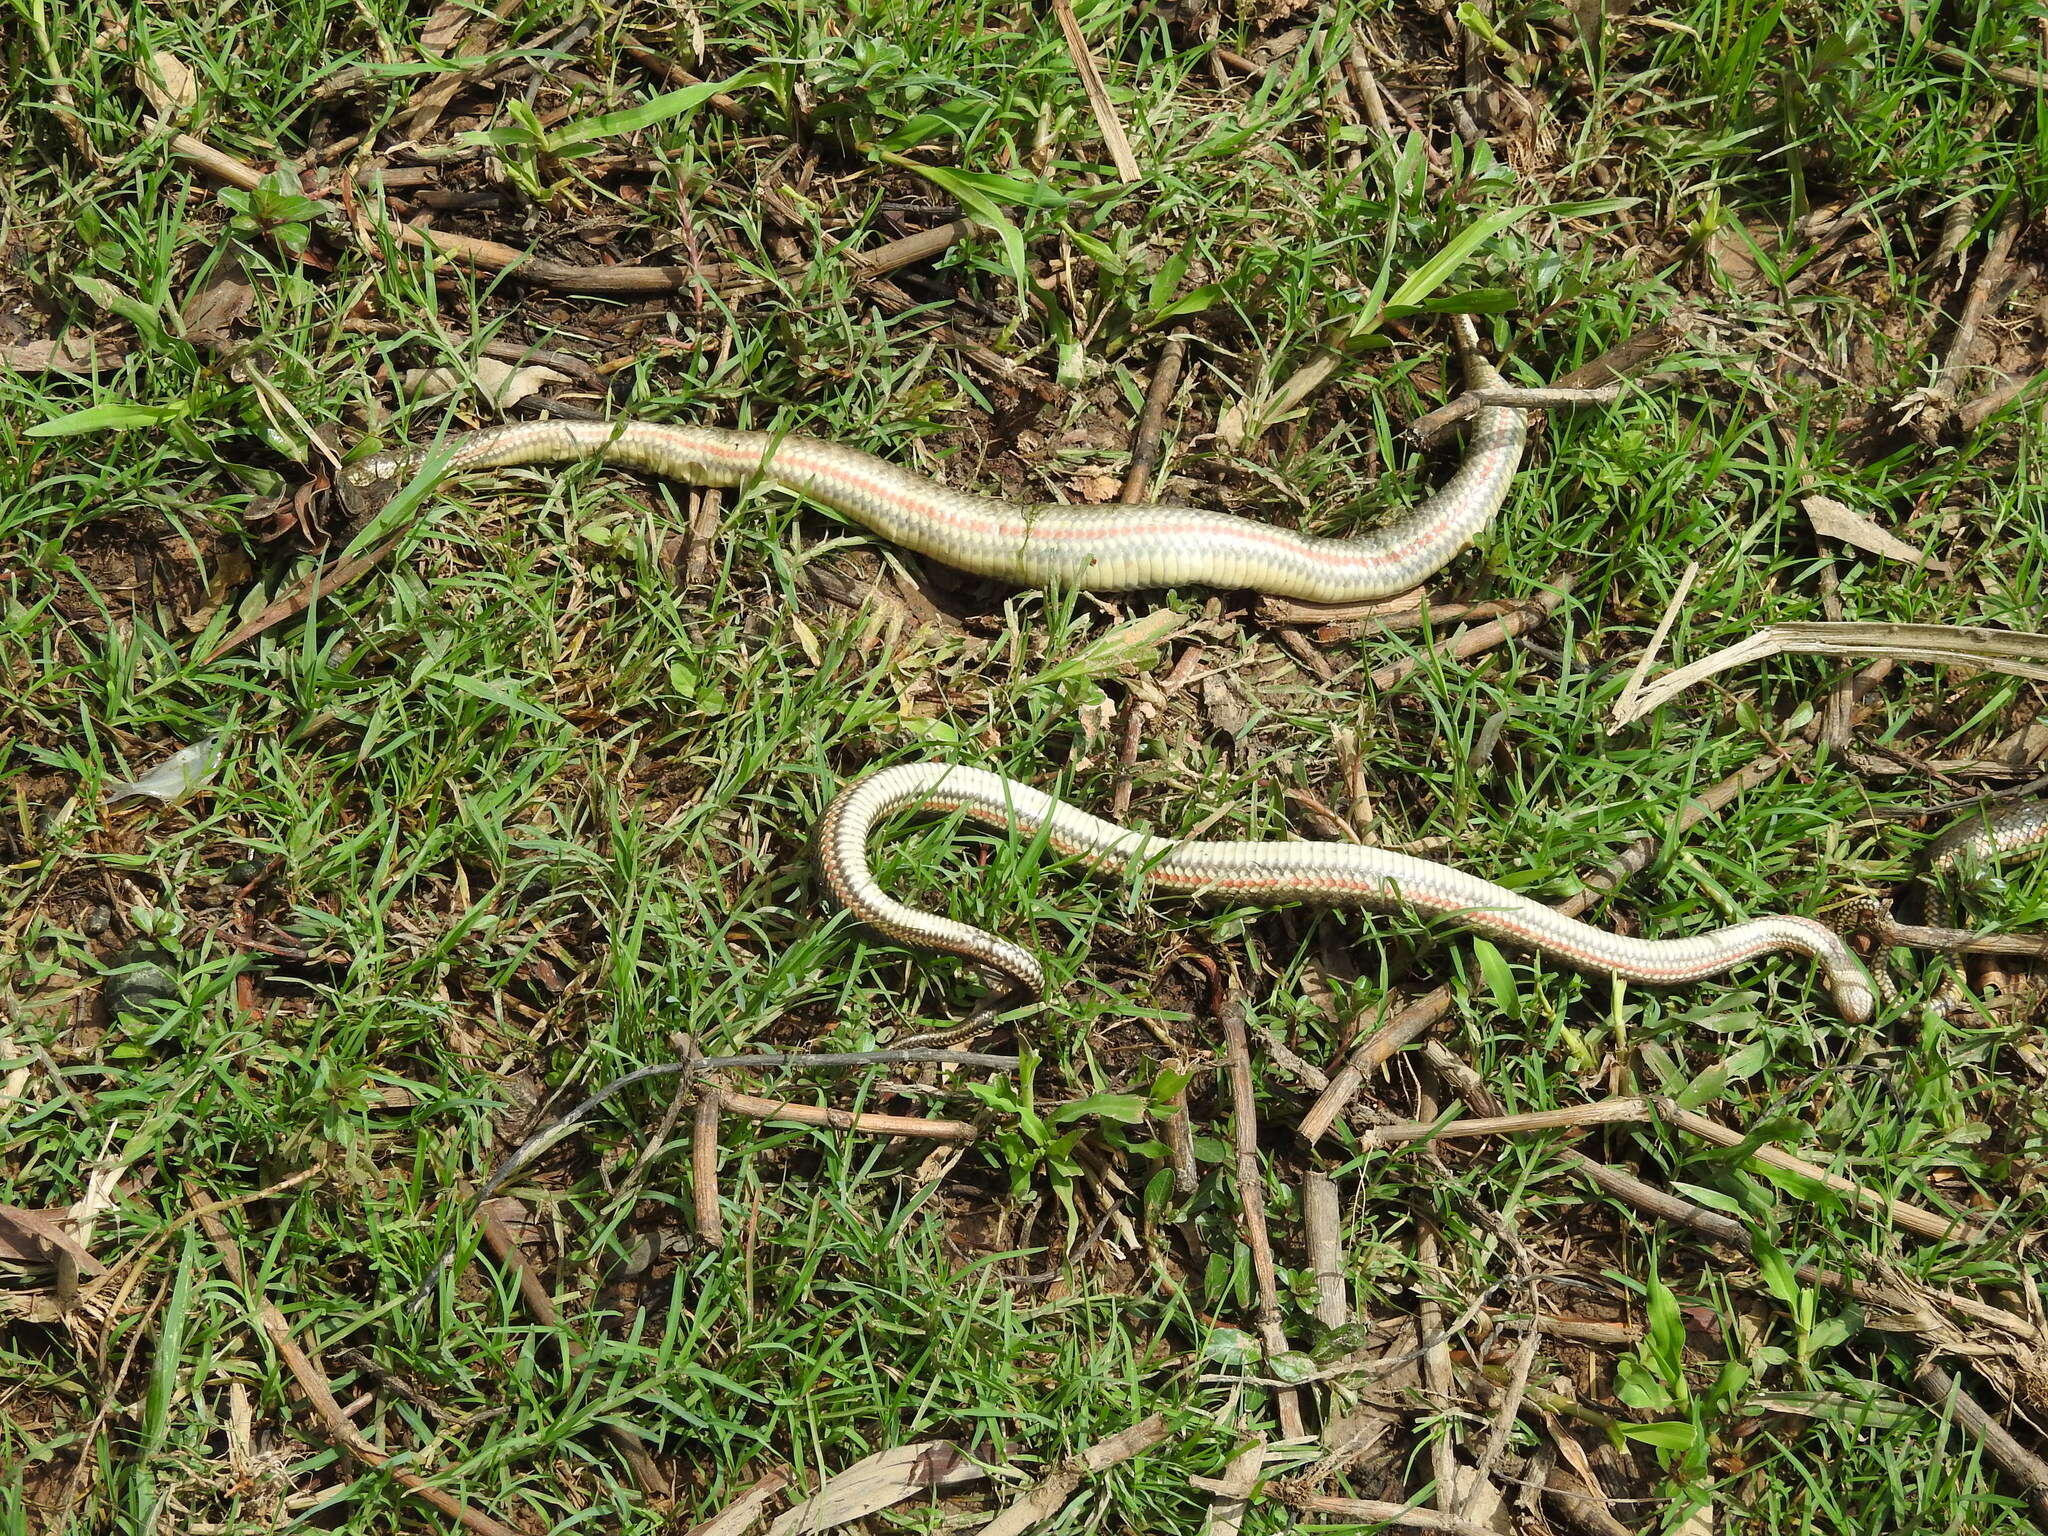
[1927,800,2048,884]
[818,763,1885,1035]
[344,321,1524,603]
[1860,799,2048,1012]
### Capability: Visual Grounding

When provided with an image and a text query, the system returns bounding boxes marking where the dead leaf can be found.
[1990,719,2048,768]
[688,1470,790,1536]
[0,1291,69,1325]
[1,335,129,373]
[168,537,257,633]
[1069,472,1122,503]
[765,1443,982,1536]
[0,1207,105,1276]
[420,2,474,54]
[1705,224,1768,289]
[1801,494,1949,572]
[180,252,256,348]
[404,5,503,135]
[67,1162,130,1250]
[1051,606,1184,680]
[1075,693,1117,752]
[1195,1439,1268,1536]
[1202,673,1253,740]
[1450,1464,1511,1532]
[134,51,199,118]
[1218,351,1339,449]
[1545,1418,1604,1501]
[400,359,569,410]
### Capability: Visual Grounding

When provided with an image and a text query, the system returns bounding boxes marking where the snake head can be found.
[973,942,1047,1001]
[335,450,418,524]
[1828,962,1880,1026]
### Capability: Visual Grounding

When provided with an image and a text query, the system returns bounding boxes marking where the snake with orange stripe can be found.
[815,763,1888,1041]
[343,316,1529,602]
[817,768,2048,1042]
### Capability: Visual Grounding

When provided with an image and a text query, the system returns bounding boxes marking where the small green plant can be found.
[460,73,757,200]
[218,166,326,256]
[960,1055,1187,1224]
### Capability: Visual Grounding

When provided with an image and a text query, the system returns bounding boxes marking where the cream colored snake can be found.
[346,322,2043,1029]
[818,763,1889,1039]
[343,317,1525,602]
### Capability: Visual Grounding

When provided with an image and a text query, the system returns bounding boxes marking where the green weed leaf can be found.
[26,400,192,436]
[1619,1420,1698,1452]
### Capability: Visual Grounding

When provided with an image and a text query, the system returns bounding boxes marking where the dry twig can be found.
[1120,337,1187,503]
[1279,1492,1512,1536]
[1912,1361,2048,1524]
[1368,577,1573,691]
[1355,1095,1984,1243]
[978,1414,1174,1536]
[478,1205,670,1493]
[692,1089,725,1246]
[1608,560,1699,729]
[1900,206,2026,440]
[1611,621,2048,727]
[720,1091,978,1142]
[1221,998,1306,1437]
[1049,0,1142,182]
[1304,1171,1348,1328]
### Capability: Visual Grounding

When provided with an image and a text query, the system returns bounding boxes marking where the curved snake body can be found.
[817,763,1883,1028]
[343,326,1524,602]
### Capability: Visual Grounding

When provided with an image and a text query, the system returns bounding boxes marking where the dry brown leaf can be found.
[420,2,474,54]
[67,1161,131,1250]
[1990,719,2048,768]
[404,4,502,134]
[1612,621,2048,727]
[1705,224,1768,289]
[180,253,256,348]
[980,1416,1175,1536]
[1195,1439,1268,1536]
[1801,493,1949,572]
[686,1470,790,1536]
[134,51,199,118]
[0,1291,69,1325]
[1544,1420,1604,1502]
[1218,351,1339,448]
[1202,673,1253,739]
[1,335,129,373]
[765,1443,982,1536]
[0,1206,105,1276]
[1069,472,1122,503]
[400,359,570,410]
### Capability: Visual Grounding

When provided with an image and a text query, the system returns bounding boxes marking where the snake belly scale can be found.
[343,319,1525,603]
[818,763,1883,1030]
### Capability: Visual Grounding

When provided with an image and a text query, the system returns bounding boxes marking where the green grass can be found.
[3,0,2046,1530]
